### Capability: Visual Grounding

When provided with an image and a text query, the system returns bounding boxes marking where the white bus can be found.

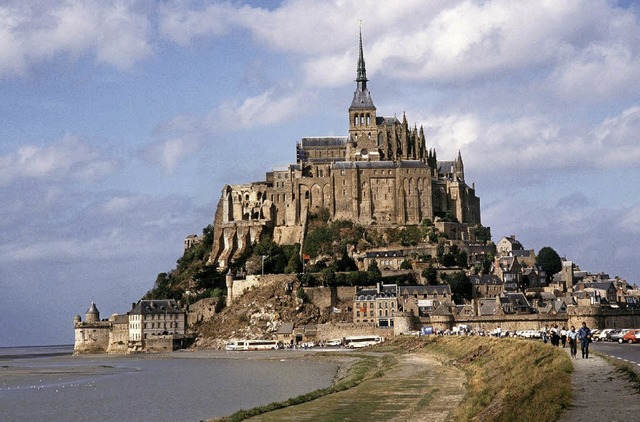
[343,335,384,349]
[225,339,280,351]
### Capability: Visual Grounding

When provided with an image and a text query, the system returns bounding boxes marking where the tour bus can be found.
[225,339,280,351]
[343,335,384,349]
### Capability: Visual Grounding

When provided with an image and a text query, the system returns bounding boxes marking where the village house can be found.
[469,274,503,299]
[353,283,398,327]
[128,299,186,353]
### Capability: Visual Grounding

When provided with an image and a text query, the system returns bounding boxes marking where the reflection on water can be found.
[0,347,338,422]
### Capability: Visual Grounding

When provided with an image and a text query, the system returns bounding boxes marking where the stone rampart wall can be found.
[106,322,128,354]
[316,322,393,340]
[74,322,111,354]
[144,336,174,353]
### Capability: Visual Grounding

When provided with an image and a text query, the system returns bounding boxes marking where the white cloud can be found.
[0,0,152,77]
[423,104,640,177]
[0,135,117,185]
[214,89,304,130]
[158,2,234,44]
[141,137,201,173]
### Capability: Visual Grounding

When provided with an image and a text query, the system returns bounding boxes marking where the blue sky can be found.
[2,0,640,346]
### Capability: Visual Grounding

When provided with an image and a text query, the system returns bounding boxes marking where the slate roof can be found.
[583,281,615,291]
[277,322,294,334]
[376,116,400,126]
[399,285,452,298]
[300,137,348,147]
[130,299,182,315]
[469,274,503,285]
[479,299,498,315]
[333,160,428,170]
[365,250,404,259]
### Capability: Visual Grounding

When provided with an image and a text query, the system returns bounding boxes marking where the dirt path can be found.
[560,350,640,421]
[248,353,466,421]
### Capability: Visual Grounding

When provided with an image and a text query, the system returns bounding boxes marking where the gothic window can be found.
[367,115,371,125]
[360,115,364,125]
[354,116,358,126]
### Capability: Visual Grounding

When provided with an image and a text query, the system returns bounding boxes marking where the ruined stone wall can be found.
[336,286,356,304]
[230,274,297,303]
[187,297,218,327]
[304,287,333,309]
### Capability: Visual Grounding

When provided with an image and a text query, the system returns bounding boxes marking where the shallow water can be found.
[0,346,338,421]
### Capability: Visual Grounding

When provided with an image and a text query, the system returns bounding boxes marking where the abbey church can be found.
[209,32,481,268]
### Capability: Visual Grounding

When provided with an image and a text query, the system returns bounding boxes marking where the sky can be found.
[1,0,640,347]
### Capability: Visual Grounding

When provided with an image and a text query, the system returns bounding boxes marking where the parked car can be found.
[596,329,618,341]
[622,329,640,344]
[611,329,631,343]
[325,339,342,347]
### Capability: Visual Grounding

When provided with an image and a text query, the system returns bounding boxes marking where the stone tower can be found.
[347,28,378,161]
[225,269,234,306]
[85,301,100,323]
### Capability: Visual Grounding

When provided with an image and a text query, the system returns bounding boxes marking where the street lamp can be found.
[261,255,267,275]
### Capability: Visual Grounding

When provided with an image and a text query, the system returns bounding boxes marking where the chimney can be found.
[377,282,381,294]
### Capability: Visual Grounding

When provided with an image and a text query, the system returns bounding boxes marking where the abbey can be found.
[209,32,481,268]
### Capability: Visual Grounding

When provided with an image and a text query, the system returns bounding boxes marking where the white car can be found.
[325,339,342,347]
[596,329,617,341]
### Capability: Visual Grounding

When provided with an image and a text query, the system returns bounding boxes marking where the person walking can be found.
[551,324,559,346]
[577,321,592,359]
[567,326,578,359]
[560,326,567,348]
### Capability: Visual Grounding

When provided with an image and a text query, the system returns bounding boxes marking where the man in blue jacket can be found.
[577,321,592,359]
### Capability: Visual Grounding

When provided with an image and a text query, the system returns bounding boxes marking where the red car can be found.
[622,329,640,344]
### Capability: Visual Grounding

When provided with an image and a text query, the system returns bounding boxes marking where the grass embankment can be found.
[389,336,573,421]
[213,336,573,422]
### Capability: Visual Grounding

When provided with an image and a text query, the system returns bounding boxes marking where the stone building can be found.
[73,302,128,354]
[353,283,398,327]
[209,31,482,268]
[128,299,186,353]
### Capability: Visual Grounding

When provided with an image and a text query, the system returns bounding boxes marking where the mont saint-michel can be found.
[73,31,639,355]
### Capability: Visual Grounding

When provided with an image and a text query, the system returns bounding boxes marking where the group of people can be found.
[542,322,592,359]
[542,322,592,358]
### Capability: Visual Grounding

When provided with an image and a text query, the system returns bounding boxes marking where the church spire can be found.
[350,27,375,110]
[356,28,368,91]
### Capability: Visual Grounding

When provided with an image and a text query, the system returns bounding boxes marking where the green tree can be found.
[400,259,413,270]
[442,271,472,303]
[436,242,445,263]
[422,265,438,284]
[536,246,562,280]
[456,250,468,268]
[322,267,337,286]
[285,253,303,274]
[367,260,382,283]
